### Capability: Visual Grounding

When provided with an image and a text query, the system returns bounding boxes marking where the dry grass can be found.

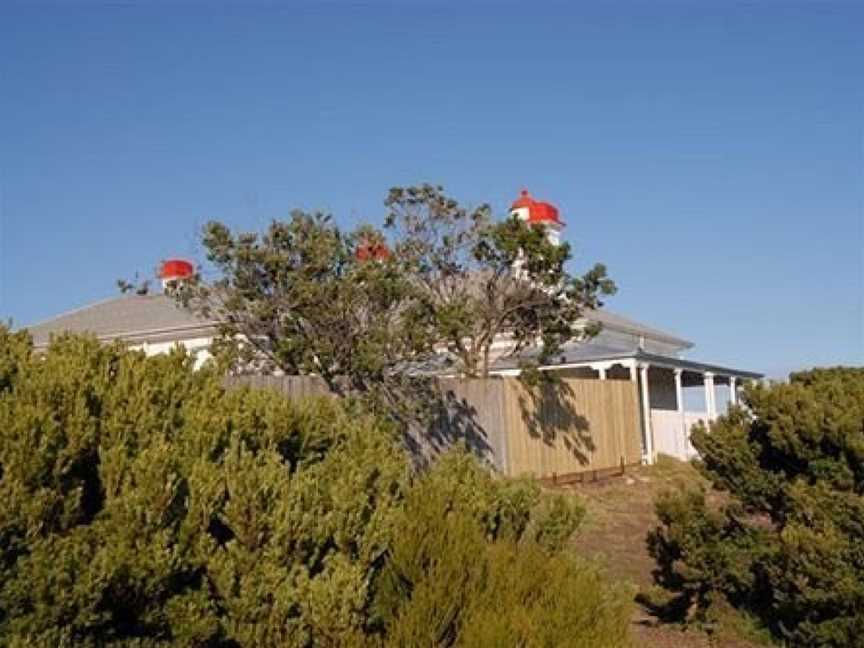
[553,455,770,648]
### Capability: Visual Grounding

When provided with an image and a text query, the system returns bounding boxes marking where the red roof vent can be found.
[158,259,195,281]
[355,241,391,262]
[510,189,564,226]
[511,189,534,209]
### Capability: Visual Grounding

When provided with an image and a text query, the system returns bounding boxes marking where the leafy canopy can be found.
[175,210,435,422]
[646,367,864,647]
[176,184,615,410]
[384,184,615,378]
[0,328,630,646]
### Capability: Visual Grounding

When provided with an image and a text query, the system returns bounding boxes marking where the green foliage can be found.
[647,367,864,647]
[0,329,407,646]
[177,184,615,419]
[456,544,633,648]
[0,329,628,646]
[646,490,774,622]
[374,452,628,648]
[173,211,435,424]
[0,326,30,392]
[385,183,615,377]
[116,273,151,296]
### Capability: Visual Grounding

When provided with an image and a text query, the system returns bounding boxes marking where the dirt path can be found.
[559,459,766,648]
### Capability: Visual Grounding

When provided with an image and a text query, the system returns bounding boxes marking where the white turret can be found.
[509,189,564,246]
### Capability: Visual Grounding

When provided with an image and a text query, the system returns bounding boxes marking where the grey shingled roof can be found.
[22,292,691,355]
[24,295,217,348]
[585,308,692,348]
[460,270,692,349]
[490,341,640,370]
[490,339,762,379]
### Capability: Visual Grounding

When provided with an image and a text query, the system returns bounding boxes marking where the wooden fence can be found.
[500,378,642,479]
[226,375,642,479]
[226,374,332,398]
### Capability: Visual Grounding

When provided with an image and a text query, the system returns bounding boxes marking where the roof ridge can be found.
[587,307,693,348]
[21,294,137,330]
[20,293,185,331]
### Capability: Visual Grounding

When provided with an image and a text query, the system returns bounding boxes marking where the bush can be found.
[374,452,629,647]
[647,367,864,647]
[0,329,630,646]
[0,332,409,646]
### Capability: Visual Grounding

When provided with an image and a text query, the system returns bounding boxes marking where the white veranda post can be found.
[674,369,687,457]
[639,363,654,463]
[704,372,716,420]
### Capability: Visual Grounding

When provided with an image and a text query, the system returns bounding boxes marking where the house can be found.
[492,190,762,462]
[22,190,761,464]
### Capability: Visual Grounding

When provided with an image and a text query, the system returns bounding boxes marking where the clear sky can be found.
[1,1,862,378]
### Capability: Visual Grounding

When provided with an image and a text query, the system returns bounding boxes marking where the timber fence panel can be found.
[501,377,641,478]
[224,374,333,398]
[223,374,641,478]
[426,378,510,471]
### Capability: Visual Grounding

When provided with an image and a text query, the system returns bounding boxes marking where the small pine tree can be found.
[373,452,630,648]
[0,327,631,646]
[646,367,864,646]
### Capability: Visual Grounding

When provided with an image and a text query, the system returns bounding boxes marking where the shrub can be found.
[373,453,629,648]
[647,367,864,647]
[0,328,629,646]
[0,332,408,646]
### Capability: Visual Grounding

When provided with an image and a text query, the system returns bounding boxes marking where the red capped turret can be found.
[158,259,194,288]
[510,189,535,210]
[509,189,564,244]
[355,240,391,262]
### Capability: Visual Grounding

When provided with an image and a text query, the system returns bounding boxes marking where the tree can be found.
[0,329,411,645]
[177,184,615,411]
[116,273,151,295]
[373,451,631,648]
[174,211,436,422]
[384,184,615,377]
[646,367,864,647]
[0,328,631,646]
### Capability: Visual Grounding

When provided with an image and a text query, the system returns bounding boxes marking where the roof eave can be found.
[531,350,763,380]
[30,322,220,351]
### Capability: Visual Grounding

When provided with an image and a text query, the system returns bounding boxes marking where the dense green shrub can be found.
[647,367,864,647]
[374,452,630,647]
[0,332,409,646]
[0,329,630,646]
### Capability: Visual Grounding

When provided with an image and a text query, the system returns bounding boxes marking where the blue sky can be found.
[1,2,861,377]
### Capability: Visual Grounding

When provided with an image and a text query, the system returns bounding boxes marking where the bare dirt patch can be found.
[556,457,768,648]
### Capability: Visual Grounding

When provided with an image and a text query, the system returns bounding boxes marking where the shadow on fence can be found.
[515,380,595,466]
[225,374,641,478]
[426,387,495,463]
